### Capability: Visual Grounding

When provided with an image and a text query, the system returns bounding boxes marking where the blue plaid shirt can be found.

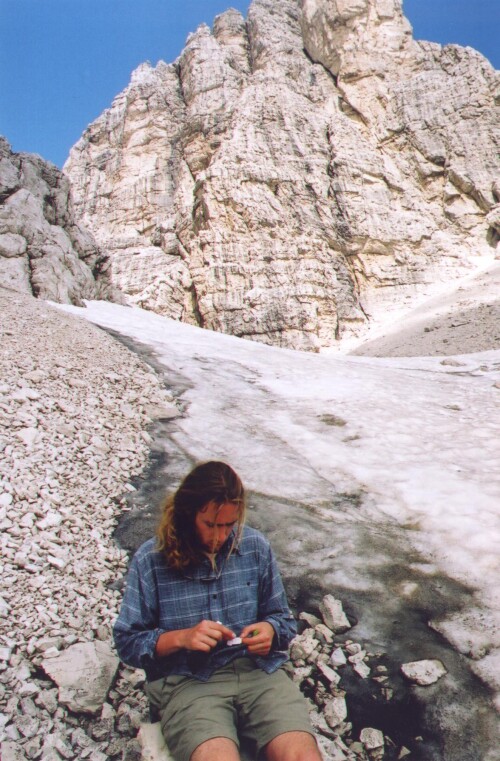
[113,526,297,682]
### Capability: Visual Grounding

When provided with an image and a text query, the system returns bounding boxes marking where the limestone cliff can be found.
[64,0,499,350]
[0,138,112,305]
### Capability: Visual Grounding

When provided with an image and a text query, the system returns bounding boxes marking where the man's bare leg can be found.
[190,737,240,761]
[265,730,322,761]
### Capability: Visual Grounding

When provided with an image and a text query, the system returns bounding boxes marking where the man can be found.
[114,461,321,761]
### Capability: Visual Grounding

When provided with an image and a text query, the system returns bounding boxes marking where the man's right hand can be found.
[180,620,236,652]
[155,620,235,657]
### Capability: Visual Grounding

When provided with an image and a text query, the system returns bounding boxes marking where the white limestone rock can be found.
[0,741,29,761]
[0,137,114,305]
[137,722,175,761]
[64,0,499,351]
[290,628,320,660]
[317,660,341,686]
[314,623,335,645]
[400,659,447,686]
[41,642,119,715]
[360,727,385,750]
[323,696,348,729]
[353,661,371,679]
[299,612,322,628]
[319,595,352,633]
[330,647,347,667]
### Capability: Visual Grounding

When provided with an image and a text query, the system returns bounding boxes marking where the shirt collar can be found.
[181,527,242,579]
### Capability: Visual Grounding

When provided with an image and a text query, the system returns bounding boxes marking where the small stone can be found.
[401,659,447,686]
[122,738,142,761]
[0,646,12,661]
[4,725,21,741]
[42,642,119,714]
[360,727,385,750]
[345,643,362,655]
[23,736,42,759]
[290,629,319,661]
[88,752,108,761]
[292,665,313,684]
[35,688,59,714]
[16,428,40,448]
[319,596,351,634]
[47,555,67,570]
[323,696,347,729]
[350,742,364,754]
[315,624,334,645]
[330,648,347,667]
[0,740,29,761]
[299,612,322,628]
[348,649,366,664]
[317,661,341,686]
[37,512,63,531]
[353,661,371,679]
[17,682,39,697]
[16,716,40,738]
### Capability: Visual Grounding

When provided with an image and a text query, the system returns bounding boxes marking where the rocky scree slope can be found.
[65,0,500,350]
[0,138,113,305]
[0,287,177,759]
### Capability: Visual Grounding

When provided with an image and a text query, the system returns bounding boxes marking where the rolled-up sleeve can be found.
[113,543,164,669]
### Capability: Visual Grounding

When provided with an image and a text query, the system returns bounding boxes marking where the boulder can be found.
[41,642,119,715]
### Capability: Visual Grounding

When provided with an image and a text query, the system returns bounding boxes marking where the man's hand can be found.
[155,620,235,657]
[180,620,235,652]
[240,621,275,656]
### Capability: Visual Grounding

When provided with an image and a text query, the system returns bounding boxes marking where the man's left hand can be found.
[240,622,275,656]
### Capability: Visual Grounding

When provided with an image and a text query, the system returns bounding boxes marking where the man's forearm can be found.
[155,629,186,657]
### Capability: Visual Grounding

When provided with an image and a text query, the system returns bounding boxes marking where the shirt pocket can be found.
[225,578,259,627]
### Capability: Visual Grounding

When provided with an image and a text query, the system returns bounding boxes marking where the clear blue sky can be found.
[0,0,498,168]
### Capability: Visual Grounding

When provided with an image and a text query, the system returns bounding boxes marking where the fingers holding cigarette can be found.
[240,621,275,655]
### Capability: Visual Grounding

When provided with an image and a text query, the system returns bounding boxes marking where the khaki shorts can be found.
[146,658,314,761]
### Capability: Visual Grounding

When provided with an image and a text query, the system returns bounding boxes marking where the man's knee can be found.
[265,730,321,761]
[190,737,240,761]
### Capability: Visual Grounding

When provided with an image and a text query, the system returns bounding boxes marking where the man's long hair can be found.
[156,461,246,570]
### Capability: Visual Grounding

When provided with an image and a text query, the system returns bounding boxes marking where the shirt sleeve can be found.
[257,539,297,650]
[113,545,165,669]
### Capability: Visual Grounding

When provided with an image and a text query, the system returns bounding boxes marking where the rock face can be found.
[0,137,113,305]
[64,0,499,350]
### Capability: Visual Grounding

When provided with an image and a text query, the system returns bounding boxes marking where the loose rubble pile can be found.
[286,595,447,761]
[0,287,177,760]
[0,287,447,761]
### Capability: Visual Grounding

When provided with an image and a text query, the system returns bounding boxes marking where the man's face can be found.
[194,501,239,553]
